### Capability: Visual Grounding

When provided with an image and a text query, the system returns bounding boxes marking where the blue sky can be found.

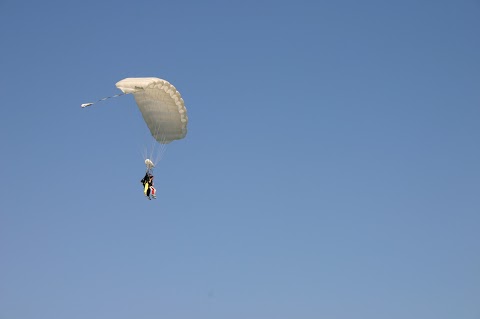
[1,0,479,318]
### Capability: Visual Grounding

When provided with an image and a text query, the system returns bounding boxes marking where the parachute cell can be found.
[116,77,188,144]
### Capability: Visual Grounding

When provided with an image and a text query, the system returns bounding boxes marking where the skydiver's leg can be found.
[151,186,156,199]
[144,182,149,195]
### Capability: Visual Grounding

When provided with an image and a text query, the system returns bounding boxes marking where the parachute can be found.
[115,77,188,144]
[82,77,188,169]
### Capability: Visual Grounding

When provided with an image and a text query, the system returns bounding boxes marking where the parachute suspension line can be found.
[154,136,168,166]
[149,122,168,167]
[142,147,149,166]
[142,118,168,170]
[158,124,169,162]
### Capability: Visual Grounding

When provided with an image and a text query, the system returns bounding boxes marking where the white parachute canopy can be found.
[116,77,188,144]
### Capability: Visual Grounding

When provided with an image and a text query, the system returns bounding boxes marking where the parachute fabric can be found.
[115,77,188,144]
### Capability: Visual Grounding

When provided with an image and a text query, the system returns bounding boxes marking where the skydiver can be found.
[140,171,156,200]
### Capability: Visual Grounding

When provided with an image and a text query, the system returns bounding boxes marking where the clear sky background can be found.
[1,0,479,318]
